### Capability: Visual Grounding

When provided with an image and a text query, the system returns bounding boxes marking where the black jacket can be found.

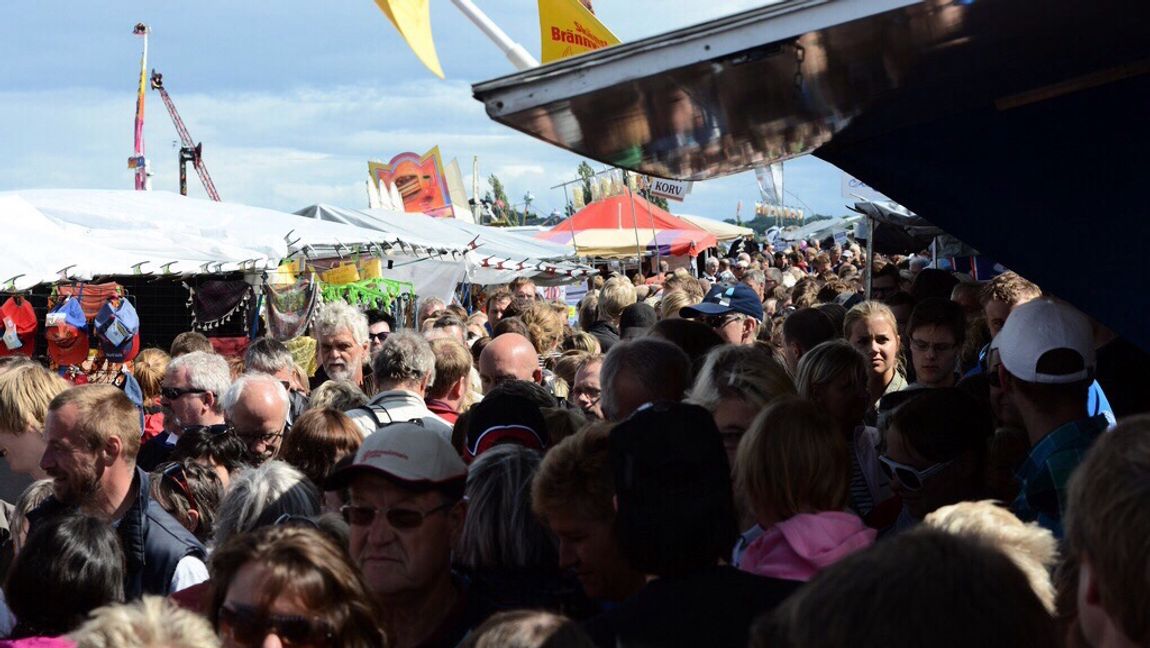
[29,467,206,599]
[586,320,620,353]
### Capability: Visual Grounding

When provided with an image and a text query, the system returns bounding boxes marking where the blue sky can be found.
[0,1,850,221]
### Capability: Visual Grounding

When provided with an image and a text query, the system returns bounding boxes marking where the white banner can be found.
[648,178,693,202]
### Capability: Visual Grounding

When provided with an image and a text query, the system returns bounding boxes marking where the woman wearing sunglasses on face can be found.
[881,388,993,532]
[208,524,385,648]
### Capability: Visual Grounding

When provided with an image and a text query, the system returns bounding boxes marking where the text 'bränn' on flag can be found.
[538,0,620,64]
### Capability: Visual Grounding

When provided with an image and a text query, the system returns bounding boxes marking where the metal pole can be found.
[447,0,539,70]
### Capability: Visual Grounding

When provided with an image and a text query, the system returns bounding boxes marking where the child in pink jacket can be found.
[734,398,876,582]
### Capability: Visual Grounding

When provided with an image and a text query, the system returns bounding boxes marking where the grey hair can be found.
[457,445,555,570]
[705,257,720,271]
[167,351,232,414]
[212,460,320,549]
[371,331,436,387]
[686,344,795,412]
[313,301,369,346]
[308,379,369,411]
[742,269,766,286]
[243,338,295,375]
[600,338,691,421]
[220,373,290,421]
[794,339,869,399]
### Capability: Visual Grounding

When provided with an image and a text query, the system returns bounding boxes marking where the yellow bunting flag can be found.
[372,0,445,78]
[538,0,620,63]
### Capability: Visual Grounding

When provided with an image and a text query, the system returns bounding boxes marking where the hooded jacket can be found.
[739,511,876,582]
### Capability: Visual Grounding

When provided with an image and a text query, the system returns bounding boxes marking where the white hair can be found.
[243,337,295,374]
[313,301,369,346]
[167,351,232,414]
[221,373,290,421]
[212,460,320,549]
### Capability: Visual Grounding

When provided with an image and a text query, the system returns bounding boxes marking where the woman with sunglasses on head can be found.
[882,388,993,532]
[208,524,384,648]
[796,340,895,528]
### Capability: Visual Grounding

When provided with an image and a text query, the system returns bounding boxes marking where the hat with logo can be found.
[680,283,764,321]
[464,392,548,463]
[94,297,141,362]
[326,421,467,492]
[45,296,90,366]
[0,297,37,357]
[990,298,1095,384]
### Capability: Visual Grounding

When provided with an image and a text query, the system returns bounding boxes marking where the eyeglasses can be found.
[218,602,333,647]
[341,501,453,530]
[878,455,953,492]
[570,386,601,403]
[910,338,957,354]
[231,425,285,446]
[161,386,207,401]
[368,331,389,343]
[702,313,744,329]
[159,462,193,504]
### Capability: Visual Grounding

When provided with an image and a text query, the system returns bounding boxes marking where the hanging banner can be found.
[368,146,454,218]
[538,0,620,63]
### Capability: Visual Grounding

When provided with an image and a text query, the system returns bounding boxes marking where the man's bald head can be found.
[478,333,542,394]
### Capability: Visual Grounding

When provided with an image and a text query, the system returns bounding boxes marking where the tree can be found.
[576,161,595,207]
[638,186,670,211]
[488,174,516,225]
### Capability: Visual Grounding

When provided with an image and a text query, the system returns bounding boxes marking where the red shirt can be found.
[425,399,460,425]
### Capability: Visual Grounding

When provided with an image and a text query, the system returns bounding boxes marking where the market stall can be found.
[537,193,717,259]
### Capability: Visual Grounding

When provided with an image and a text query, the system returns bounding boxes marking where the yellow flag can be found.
[373,0,445,79]
[538,0,620,63]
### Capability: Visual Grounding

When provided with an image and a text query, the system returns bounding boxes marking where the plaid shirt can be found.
[1011,414,1108,538]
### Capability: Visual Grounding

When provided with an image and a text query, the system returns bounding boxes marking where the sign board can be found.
[648,178,693,202]
[841,174,891,203]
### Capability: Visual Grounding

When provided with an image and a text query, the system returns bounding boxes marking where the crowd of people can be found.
[0,235,1145,647]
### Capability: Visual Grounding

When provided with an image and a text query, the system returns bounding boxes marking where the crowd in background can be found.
[0,233,1146,647]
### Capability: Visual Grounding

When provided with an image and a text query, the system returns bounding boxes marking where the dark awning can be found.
[473,0,1150,350]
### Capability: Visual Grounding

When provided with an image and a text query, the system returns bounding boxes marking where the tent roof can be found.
[675,214,754,242]
[538,193,718,258]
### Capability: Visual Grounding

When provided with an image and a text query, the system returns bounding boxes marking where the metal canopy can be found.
[472,0,1150,352]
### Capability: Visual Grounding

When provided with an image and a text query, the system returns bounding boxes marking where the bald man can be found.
[478,333,542,394]
[221,374,290,464]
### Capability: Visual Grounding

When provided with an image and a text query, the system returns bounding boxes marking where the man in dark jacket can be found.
[32,384,206,599]
[584,402,799,647]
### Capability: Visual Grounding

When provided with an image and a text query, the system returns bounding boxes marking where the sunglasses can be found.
[182,423,232,437]
[341,501,453,530]
[161,386,207,401]
[368,331,389,343]
[218,602,333,647]
[702,313,744,329]
[878,455,953,491]
[159,462,194,504]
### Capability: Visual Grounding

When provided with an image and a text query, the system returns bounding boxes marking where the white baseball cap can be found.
[326,422,467,490]
[991,299,1095,384]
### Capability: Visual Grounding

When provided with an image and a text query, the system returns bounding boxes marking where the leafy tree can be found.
[576,161,595,206]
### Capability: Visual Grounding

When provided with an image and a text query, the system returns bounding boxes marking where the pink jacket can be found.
[739,511,877,582]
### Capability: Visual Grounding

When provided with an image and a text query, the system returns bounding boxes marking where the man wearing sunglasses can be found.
[680,283,764,346]
[326,422,488,648]
[138,351,231,472]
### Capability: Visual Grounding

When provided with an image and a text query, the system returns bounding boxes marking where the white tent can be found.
[675,214,754,242]
[294,204,591,285]
[0,190,470,301]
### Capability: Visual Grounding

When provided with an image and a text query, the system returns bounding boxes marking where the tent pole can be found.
[865,215,875,300]
[627,188,644,277]
[645,190,662,273]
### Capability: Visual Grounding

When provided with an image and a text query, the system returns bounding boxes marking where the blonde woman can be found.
[0,364,69,478]
[843,301,907,411]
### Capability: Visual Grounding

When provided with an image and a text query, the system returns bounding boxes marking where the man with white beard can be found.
[311,301,372,393]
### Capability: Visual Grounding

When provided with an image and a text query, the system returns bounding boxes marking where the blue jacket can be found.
[29,467,205,599]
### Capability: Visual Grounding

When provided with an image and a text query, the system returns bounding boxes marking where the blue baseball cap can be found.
[680,283,764,321]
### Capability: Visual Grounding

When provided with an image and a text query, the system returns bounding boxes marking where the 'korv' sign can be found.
[647,178,693,202]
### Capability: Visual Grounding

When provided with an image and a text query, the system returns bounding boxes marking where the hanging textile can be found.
[285,336,318,377]
[53,282,124,320]
[264,274,319,341]
[0,296,37,357]
[186,279,254,331]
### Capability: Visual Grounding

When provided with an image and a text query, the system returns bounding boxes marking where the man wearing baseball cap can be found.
[680,284,764,345]
[327,423,489,646]
[989,299,1107,538]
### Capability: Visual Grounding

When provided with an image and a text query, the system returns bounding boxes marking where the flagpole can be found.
[447,0,539,70]
[627,187,644,277]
